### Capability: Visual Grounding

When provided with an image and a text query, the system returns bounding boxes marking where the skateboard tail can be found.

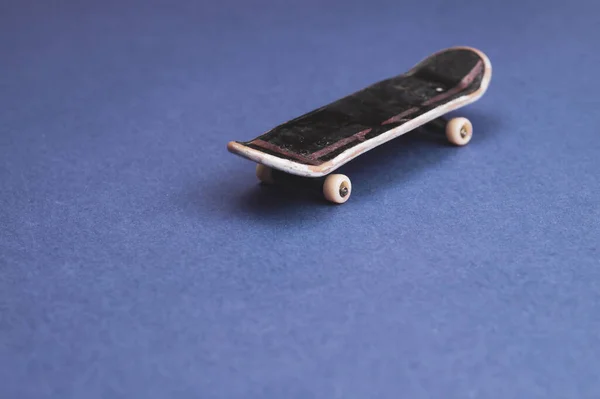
[227,141,320,176]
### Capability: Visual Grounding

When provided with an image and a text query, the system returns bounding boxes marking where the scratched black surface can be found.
[241,48,484,164]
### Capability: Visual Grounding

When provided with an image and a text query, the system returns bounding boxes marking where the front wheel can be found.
[446,117,473,146]
[323,174,352,204]
[255,164,274,184]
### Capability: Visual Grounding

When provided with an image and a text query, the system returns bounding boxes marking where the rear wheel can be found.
[323,174,351,204]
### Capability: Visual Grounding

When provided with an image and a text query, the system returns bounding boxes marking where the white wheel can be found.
[256,164,274,184]
[323,174,351,204]
[446,117,473,146]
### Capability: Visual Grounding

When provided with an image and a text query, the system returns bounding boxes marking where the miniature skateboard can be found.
[227,46,492,204]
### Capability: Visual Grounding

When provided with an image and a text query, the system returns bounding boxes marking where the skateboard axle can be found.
[339,186,349,198]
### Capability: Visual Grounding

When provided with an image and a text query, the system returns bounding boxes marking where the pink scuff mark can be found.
[381,107,420,125]
[250,139,321,165]
[422,60,484,106]
[311,128,372,159]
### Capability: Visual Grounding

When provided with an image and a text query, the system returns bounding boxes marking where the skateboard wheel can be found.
[323,174,351,204]
[446,117,473,146]
[256,164,274,184]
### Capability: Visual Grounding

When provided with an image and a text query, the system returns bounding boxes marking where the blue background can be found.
[2,0,599,398]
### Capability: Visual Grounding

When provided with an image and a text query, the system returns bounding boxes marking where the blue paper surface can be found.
[1,0,599,397]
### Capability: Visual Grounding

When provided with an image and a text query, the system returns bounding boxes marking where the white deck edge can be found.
[227,46,492,178]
